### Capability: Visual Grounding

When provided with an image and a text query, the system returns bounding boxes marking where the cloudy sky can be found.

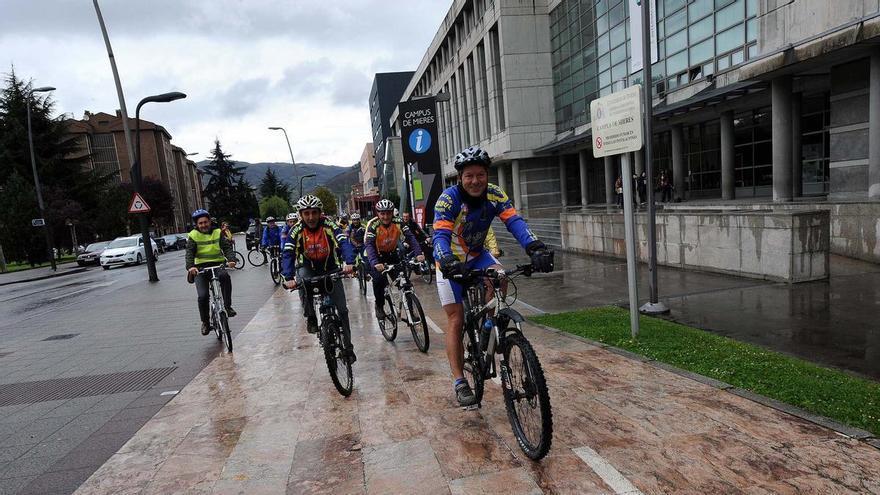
[0,0,450,167]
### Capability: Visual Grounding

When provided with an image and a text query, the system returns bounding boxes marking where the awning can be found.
[534,128,593,155]
[653,79,767,119]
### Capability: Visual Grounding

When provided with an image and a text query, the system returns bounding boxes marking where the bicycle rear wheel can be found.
[501,333,552,460]
[232,251,245,269]
[212,308,222,341]
[378,293,397,341]
[420,263,433,284]
[220,312,233,352]
[248,249,267,267]
[461,324,485,405]
[405,292,429,353]
[322,319,353,396]
[358,263,367,295]
[270,258,280,285]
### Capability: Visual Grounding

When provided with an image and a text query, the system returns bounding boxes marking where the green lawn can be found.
[2,255,77,273]
[532,306,880,436]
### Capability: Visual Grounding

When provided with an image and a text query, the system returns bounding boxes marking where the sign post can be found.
[591,85,643,337]
[398,97,443,228]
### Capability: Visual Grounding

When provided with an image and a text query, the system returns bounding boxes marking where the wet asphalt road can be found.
[0,241,278,495]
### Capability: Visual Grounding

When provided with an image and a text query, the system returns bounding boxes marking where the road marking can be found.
[423,313,445,334]
[572,446,644,495]
[160,390,179,396]
[513,299,547,315]
[48,281,116,301]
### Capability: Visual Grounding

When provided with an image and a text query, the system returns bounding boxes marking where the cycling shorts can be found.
[435,249,499,306]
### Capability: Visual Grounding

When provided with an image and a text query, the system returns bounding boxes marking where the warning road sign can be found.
[128,192,151,214]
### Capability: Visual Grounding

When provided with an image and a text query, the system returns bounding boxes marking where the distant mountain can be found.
[197,160,358,197]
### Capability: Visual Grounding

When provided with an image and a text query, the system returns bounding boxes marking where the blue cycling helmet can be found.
[191,209,210,221]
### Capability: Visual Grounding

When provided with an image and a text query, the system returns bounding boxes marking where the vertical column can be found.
[869,51,880,198]
[792,92,803,198]
[635,149,645,175]
[772,76,793,202]
[579,149,590,206]
[558,155,568,208]
[497,163,507,192]
[512,159,523,209]
[720,110,735,200]
[671,124,685,201]
[604,156,615,204]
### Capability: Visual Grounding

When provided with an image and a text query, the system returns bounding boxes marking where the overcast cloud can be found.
[0,0,449,166]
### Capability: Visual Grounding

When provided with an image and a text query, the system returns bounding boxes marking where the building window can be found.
[489,24,506,131]
[88,133,120,181]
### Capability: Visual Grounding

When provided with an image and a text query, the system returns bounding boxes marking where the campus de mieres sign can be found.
[590,84,644,158]
[398,97,443,227]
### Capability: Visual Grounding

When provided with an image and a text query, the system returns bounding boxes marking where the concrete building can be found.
[65,111,202,232]
[370,71,415,192]
[359,142,378,195]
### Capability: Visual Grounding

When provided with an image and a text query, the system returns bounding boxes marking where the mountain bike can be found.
[405,241,434,284]
[266,246,281,285]
[198,265,233,352]
[292,270,354,396]
[231,250,245,270]
[453,262,552,460]
[354,250,368,296]
[248,246,267,267]
[376,260,429,353]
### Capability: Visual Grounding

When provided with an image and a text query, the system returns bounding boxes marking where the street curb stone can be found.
[0,267,88,286]
[527,320,880,451]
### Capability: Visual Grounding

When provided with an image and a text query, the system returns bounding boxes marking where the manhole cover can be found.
[0,367,177,406]
[42,333,79,341]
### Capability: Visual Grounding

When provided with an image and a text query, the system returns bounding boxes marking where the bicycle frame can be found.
[198,265,228,329]
[381,262,419,323]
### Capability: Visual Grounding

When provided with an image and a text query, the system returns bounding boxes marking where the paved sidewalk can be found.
[73,278,880,494]
[0,263,87,286]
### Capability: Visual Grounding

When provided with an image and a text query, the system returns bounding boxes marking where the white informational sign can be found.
[629,0,658,74]
[590,84,644,158]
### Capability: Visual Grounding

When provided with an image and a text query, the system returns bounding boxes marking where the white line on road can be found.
[573,446,644,495]
[48,281,116,302]
[424,313,445,334]
[514,298,547,315]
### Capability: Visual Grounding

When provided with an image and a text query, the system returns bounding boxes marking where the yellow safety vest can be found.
[189,229,225,265]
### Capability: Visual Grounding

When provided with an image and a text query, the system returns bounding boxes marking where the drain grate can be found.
[42,333,79,341]
[0,367,177,407]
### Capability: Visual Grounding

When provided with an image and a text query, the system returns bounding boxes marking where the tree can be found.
[202,139,257,230]
[259,196,289,220]
[0,171,39,262]
[311,186,337,215]
[258,167,291,201]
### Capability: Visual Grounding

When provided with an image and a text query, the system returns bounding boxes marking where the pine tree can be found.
[202,139,246,220]
[258,167,291,201]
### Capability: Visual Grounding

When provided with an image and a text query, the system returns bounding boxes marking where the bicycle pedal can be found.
[462,403,481,411]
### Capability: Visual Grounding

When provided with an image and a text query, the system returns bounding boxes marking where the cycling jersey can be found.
[280,222,298,244]
[364,217,421,266]
[432,183,536,261]
[281,219,353,277]
[346,223,366,246]
[261,225,281,248]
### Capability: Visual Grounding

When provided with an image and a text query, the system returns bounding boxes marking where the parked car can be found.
[162,234,187,250]
[100,235,159,270]
[152,236,166,254]
[76,241,110,266]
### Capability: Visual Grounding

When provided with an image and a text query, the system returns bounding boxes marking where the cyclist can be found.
[186,209,238,336]
[338,214,349,233]
[347,212,365,254]
[261,216,281,251]
[220,221,234,248]
[365,199,424,319]
[433,146,554,407]
[281,195,357,362]
[281,212,298,244]
[401,211,432,264]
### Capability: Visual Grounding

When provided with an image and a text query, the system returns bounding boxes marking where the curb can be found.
[0,267,89,287]
[527,320,879,450]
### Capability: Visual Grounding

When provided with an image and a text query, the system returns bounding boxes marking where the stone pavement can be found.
[73,276,880,494]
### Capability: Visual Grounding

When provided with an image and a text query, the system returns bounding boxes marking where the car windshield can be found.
[162,235,177,242]
[108,238,138,249]
[85,242,108,251]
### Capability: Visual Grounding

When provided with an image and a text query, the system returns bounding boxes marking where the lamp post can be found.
[299,173,316,198]
[134,91,187,282]
[268,126,299,200]
[27,86,57,271]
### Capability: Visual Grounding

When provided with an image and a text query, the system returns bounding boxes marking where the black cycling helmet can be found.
[454,146,491,172]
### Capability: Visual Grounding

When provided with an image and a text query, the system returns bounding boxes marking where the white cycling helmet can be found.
[375,199,394,212]
[285,212,297,221]
[297,194,323,211]
[350,212,361,220]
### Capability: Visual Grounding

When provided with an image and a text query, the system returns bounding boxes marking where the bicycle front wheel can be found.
[270,258,280,285]
[220,312,233,352]
[322,319,353,396]
[405,292,429,353]
[248,249,267,267]
[501,333,552,460]
[232,251,245,269]
[462,324,485,405]
[420,263,433,284]
[378,294,397,341]
[358,263,367,295]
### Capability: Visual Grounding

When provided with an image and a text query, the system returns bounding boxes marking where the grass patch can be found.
[2,256,77,273]
[532,306,880,436]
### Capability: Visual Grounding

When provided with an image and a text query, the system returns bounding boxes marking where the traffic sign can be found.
[128,192,151,214]
[31,218,45,227]
[590,84,643,158]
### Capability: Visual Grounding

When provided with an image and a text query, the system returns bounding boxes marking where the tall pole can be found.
[640,0,668,314]
[134,102,159,282]
[27,92,56,271]
[299,174,315,198]
[92,0,135,167]
[281,129,298,200]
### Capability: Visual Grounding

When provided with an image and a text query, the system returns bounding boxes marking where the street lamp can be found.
[299,173,316,198]
[268,126,299,198]
[134,91,187,282]
[26,85,57,271]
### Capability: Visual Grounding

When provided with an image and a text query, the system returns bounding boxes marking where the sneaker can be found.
[343,347,357,365]
[306,317,319,334]
[200,322,210,336]
[226,307,237,318]
[455,381,477,407]
[375,305,386,320]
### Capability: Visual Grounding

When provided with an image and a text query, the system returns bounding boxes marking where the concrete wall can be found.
[561,209,830,282]
[830,59,870,198]
[758,0,880,55]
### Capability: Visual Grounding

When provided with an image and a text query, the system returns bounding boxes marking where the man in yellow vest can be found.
[186,209,237,335]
